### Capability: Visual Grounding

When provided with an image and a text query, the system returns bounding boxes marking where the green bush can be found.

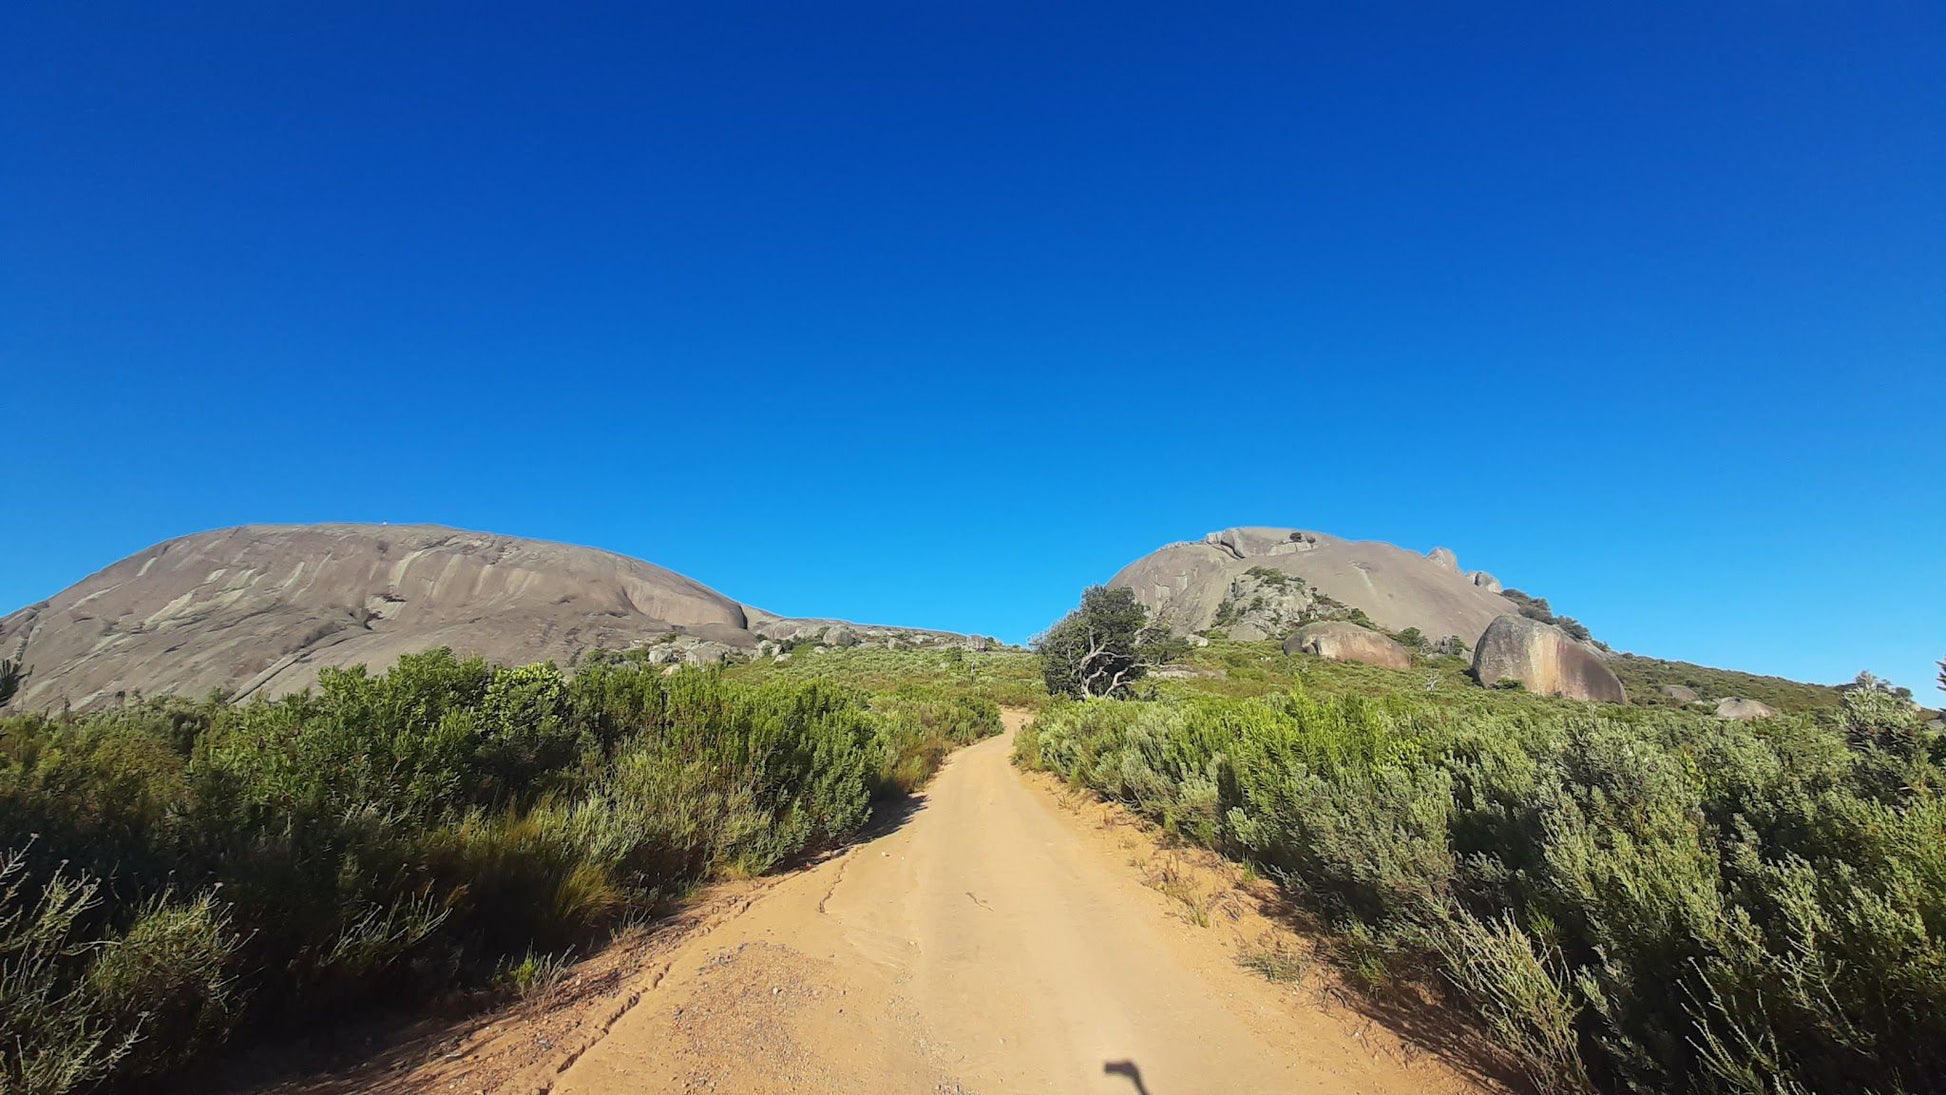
[0,852,135,1095]
[1037,586,1159,698]
[85,891,239,1079]
[1017,681,1946,1092]
[0,647,1002,1090]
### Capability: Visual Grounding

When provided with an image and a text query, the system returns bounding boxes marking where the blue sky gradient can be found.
[3,3,1941,692]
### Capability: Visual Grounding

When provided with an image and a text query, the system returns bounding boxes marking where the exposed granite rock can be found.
[1714,697,1780,720]
[0,524,992,711]
[1282,621,1412,670]
[1471,614,1626,703]
[1109,527,1518,644]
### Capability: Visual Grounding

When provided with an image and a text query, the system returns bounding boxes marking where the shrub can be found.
[1016,683,1946,1092]
[0,647,1002,1090]
[1037,586,1170,699]
[1435,910,1591,1092]
[84,891,238,1079]
[0,851,135,1095]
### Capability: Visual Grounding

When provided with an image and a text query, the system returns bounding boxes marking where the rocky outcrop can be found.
[0,524,759,709]
[1471,614,1626,703]
[0,524,989,711]
[1282,621,1412,670]
[1659,684,1702,703]
[1714,697,1779,720]
[1205,568,1316,642]
[1109,527,1518,647]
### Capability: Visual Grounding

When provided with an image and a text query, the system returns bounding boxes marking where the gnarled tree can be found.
[1035,586,1179,699]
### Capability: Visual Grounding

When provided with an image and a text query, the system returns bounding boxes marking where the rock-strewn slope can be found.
[0,524,969,710]
[1108,527,1517,646]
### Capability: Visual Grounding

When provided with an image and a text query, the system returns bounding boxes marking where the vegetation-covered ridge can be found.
[0,646,1007,1093]
[1015,657,1946,1092]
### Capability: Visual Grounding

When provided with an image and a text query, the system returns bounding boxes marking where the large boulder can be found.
[1471,614,1626,703]
[1714,697,1779,720]
[1659,684,1702,703]
[1282,621,1412,670]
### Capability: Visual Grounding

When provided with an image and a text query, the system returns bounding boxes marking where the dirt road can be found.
[544,711,1479,1095]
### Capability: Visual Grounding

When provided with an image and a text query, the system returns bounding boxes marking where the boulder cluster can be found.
[1272,610,1632,706]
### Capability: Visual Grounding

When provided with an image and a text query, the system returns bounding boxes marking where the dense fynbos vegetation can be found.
[0,648,1001,1092]
[730,643,1046,710]
[1607,653,1845,713]
[1017,675,1945,1092]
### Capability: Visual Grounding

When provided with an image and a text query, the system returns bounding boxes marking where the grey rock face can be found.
[1659,684,1702,703]
[0,524,758,709]
[1110,527,1518,646]
[1282,621,1412,670]
[1714,697,1779,720]
[1471,614,1626,703]
[0,524,984,711]
[1469,571,1503,594]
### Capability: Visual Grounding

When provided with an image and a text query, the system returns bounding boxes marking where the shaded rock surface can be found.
[1282,621,1412,670]
[1109,527,1519,646]
[1715,697,1780,720]
[1471,614,1627,703]
[0,524,982,710]
[1660,684,1703,703]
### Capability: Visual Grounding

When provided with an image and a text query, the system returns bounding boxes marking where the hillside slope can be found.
[1108,526,1518,645]
[0,524,957,710]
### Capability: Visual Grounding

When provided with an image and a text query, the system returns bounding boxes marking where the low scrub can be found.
[0,648,1001,1091]
[1016,683,1946,1092]
[731,645,1045,710]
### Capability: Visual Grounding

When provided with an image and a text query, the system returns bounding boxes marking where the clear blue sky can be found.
[3,4,1941,694]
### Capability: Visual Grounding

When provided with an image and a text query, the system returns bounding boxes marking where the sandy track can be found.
[550,711,1482,1095]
